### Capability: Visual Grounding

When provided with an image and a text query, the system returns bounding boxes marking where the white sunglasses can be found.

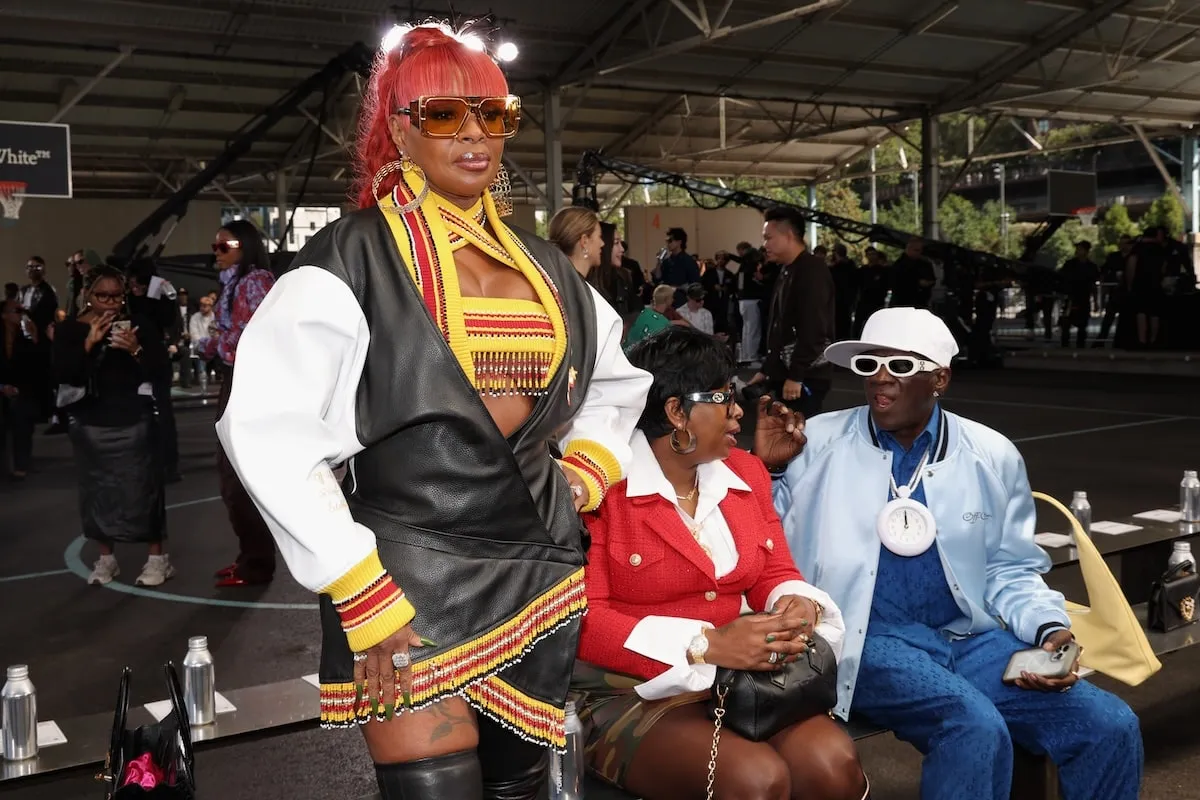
[850,354,941,378]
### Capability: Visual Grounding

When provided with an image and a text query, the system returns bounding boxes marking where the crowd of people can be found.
[198,23,1140,800]
[2,225,278,590]
[2,22,1167,800]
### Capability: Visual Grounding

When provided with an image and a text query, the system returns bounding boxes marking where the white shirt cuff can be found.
[624,615,717,700]
[763,580,846,663]
[634,662,717,700]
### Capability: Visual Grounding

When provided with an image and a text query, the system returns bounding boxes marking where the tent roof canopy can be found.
[2,0,1197,204]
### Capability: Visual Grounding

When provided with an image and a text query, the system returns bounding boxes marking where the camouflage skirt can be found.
[570,662,708,788]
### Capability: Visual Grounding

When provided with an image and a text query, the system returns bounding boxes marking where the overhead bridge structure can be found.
[4,0,1200,240]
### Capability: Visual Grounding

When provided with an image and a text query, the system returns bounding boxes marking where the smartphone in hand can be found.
[110,319,132,334]
[1002,640,1080,684]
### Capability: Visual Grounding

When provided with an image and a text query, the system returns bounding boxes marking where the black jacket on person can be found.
[52,313,169,427]
[762,251,835,385]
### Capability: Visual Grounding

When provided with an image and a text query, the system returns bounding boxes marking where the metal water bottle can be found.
[549,699,584,800]
[182,636,215,726]
[1168,541,1197,572]
[1181,470,1200,523]
[2,665,38,761]
[1070,491,1092,540]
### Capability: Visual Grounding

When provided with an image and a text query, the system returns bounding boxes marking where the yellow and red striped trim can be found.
[323,551,416,653]
[466,675,567,748]
[379,171,568,393]
[317,568,586,746]
[561,439,623,512]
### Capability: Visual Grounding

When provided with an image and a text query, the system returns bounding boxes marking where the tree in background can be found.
[1096,204,1139,255]
[1142,191,1186,239]
[875,193,1021,258]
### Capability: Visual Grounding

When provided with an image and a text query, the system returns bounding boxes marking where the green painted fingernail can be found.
[766,635,775,643]
[403,690,412,708]
[420,637,439,647]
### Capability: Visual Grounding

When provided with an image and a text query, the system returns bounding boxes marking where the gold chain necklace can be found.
[675,473,699,503]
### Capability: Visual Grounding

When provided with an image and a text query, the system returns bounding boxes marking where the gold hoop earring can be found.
[374,153,428,214]
[670,427,697,455]
[371,159,403,200]
[488,164,513,217]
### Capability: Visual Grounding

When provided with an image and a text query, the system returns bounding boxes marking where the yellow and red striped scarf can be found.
[378,169,568,390]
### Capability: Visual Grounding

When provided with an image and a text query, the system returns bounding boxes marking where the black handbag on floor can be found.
[1148,560,1200,633]
[705,630,838,743]
[99,663,196,799]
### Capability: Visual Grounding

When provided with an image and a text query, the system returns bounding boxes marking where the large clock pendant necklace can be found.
[876,449,938,557]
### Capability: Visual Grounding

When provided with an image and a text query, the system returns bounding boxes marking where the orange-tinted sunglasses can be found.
[398,95,521,139]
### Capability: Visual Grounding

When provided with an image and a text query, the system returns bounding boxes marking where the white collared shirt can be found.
[620,432,843,699]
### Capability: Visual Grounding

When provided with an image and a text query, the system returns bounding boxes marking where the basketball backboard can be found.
[1046,169,1097,217]
[0,121,72,198]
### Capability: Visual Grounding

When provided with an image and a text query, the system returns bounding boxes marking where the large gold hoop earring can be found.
[371,160,403,200]
[670,427,697,455]
[488,164,513,217]
[374,152,428,213]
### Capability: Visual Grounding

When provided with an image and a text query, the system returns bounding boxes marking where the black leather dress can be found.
[305,206,599,749]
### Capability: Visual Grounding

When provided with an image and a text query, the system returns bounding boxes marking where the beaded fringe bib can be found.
[378,169,568,397]
[462,296,556,396]
[319,568,587,749]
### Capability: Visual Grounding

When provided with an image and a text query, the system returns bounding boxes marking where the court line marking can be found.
[41,492,318,610]
[167,495,222,510]
[0,497,224,585]
[830,388,1195,419]
[1011,416,1186,444]
[63,537,319,610]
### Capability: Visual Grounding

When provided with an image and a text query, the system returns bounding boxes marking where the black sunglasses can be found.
[684,389,737,416]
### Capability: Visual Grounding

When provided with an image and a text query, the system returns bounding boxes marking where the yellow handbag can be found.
[1033,491,1161,686]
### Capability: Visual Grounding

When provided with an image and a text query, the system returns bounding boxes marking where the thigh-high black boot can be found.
[477,716,550,800]
[374,750,483,800]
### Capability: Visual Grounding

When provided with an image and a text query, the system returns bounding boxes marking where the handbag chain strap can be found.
[706,684,729,800]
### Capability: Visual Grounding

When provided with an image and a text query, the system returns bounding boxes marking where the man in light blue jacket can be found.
[761,307,1141,800]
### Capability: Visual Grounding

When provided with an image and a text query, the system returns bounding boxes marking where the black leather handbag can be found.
[1148,560,1200,633]
[705,631,838,743]
[99,663,196,799]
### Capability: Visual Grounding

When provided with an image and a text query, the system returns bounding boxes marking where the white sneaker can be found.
[88,554,119,585]
[135,554,176,587]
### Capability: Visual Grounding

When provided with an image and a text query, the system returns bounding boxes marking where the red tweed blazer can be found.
[577,448,805,680]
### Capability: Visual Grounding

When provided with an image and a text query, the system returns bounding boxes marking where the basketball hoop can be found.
[1072,205,1098,227]
[0,181,26,222]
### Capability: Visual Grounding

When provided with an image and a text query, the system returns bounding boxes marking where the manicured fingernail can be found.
[354,683,364,706]
[403,691,412,708]
[419,637,438,647]
[766,635,776,643]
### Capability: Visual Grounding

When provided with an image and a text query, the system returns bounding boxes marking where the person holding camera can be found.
[53,267,173,587]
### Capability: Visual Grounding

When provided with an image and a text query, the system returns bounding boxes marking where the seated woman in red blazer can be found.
[574,326,868,800]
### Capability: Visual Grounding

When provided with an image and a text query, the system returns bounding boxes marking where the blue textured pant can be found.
[851,627,1142,800]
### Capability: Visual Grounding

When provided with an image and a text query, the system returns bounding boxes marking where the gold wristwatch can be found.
[687,629,711,665]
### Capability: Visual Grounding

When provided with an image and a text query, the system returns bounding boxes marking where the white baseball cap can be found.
[824,307,959,369]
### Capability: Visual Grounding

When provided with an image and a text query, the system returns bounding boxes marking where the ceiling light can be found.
[381,24,410,52]
[460,34,487,53]
[496,42,519,62]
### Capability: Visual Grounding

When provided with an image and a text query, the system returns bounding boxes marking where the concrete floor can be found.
[2,367,1199,799]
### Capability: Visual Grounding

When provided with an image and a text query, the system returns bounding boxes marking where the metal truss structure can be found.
[572,149,1057,273]
[4,0,1200,208]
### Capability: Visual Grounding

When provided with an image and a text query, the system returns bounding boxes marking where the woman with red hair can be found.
[215,23,651,799]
